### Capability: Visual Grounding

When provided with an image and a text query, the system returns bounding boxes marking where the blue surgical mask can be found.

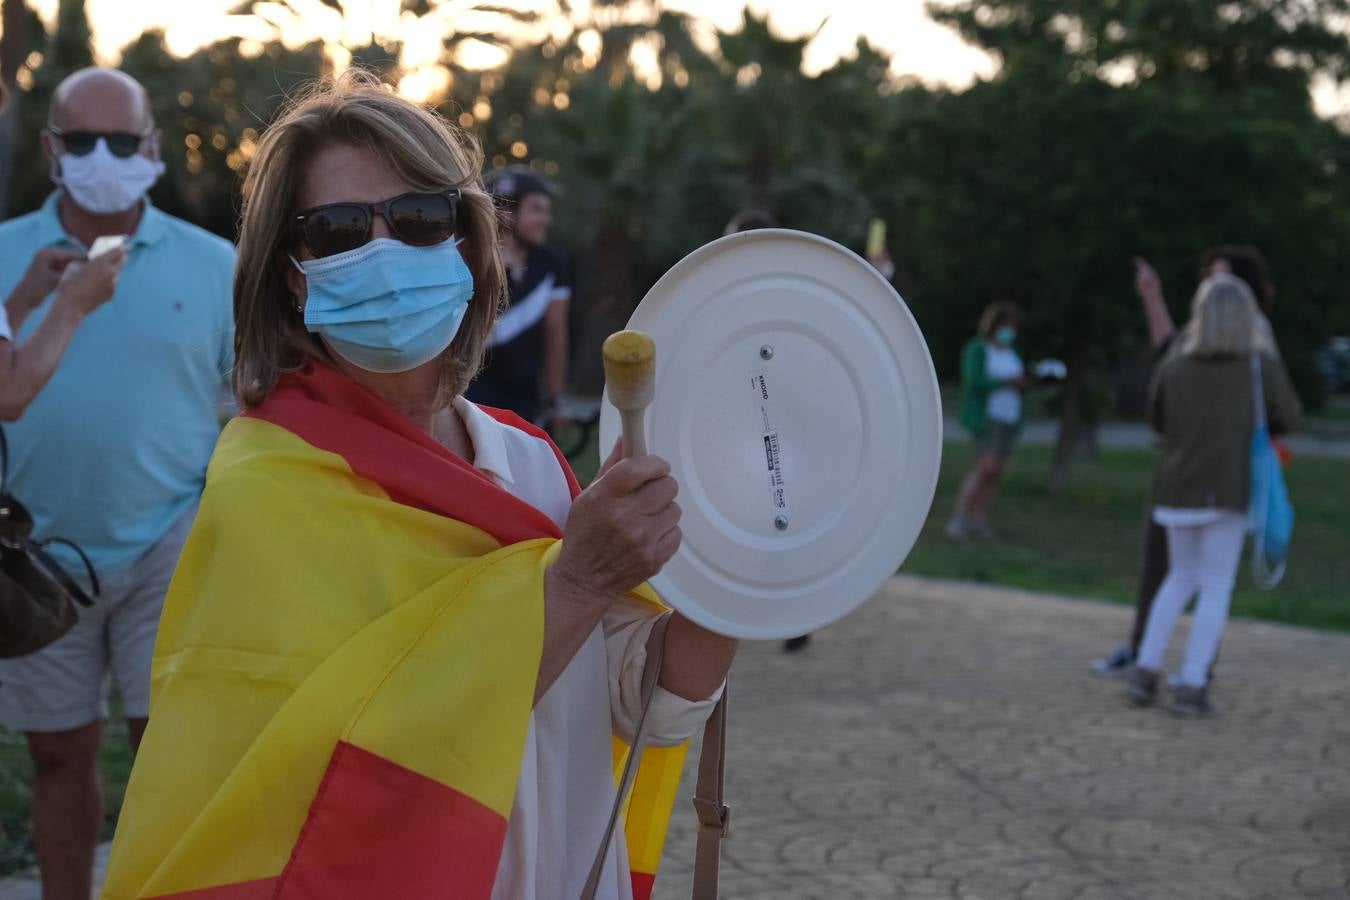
[995,326,1017,346]
[291,237,474,374]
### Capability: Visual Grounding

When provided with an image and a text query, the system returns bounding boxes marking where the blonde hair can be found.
[1180,272,1276,358]
[233,69,505,407]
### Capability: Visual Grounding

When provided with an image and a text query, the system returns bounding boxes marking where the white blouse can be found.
[449,398,722,900]
[984,342,1024,425]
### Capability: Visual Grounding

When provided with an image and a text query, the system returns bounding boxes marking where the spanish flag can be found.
[103,362,684,899]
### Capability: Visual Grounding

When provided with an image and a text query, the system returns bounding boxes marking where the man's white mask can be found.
[52,137,164,215]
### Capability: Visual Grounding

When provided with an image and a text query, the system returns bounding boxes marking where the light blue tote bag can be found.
[1248,354,1293,589]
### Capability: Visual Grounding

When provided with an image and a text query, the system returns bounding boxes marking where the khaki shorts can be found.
[0,504,196,733]
[973,421,1020,459]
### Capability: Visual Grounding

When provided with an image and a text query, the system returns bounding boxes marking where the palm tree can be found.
[1,0,95,218]
[214,0,544,101]
[0,0,44,217]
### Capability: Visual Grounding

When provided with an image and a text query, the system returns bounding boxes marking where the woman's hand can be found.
[53,248,126,318]
[7,247,85,314]
[1133,255,1162,304]
[536,450,682,702]
[1133,255,1177,350]
[553,452,681,602]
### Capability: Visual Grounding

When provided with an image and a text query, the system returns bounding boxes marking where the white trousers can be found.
[1137,511,1247,688]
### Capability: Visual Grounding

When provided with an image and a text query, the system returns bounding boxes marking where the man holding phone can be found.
[0,67,235,900]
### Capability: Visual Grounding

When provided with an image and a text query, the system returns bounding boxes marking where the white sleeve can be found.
[0,306,11,342]
[604,597,724,747]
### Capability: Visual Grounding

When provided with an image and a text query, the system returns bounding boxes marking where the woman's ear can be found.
[277,250,307,312]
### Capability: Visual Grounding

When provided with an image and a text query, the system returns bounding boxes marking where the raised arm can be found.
[0,248,123,421]
[1134,256,1177,351]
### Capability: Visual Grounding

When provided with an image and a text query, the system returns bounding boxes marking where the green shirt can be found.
[959,336,1021,433]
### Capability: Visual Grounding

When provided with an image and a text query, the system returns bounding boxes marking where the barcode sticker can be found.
[749,373,789,516]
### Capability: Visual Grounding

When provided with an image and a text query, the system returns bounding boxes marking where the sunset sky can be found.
[20,0,994,85]
[13,0,1349,114]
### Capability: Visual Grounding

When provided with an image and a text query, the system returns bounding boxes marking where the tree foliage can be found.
[2,0,1347,411]
[920,0,1350,439]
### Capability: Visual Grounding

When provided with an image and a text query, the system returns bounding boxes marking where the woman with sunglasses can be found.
[104,71,735,900]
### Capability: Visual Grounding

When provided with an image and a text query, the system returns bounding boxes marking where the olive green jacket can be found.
[1149,351,1301,511]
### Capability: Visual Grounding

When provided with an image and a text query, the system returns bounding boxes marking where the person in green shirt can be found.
[948,302,1030,539]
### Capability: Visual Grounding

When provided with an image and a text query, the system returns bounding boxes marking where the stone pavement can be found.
[0,847,106,900]
[2,576,1346,899]
[652,576,1350,900]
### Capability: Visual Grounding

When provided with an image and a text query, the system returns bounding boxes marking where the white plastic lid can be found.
[600,229,942,640]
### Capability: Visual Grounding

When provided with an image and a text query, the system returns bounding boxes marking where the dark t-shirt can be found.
[466,246,571,421]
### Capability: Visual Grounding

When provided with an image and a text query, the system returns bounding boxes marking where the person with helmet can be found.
[467,167,573,425]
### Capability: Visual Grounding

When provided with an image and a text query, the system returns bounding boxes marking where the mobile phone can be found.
[89,235,129,259]
[866,218,886,259]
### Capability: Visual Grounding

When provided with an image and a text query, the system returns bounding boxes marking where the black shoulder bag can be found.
[0,427,99,658]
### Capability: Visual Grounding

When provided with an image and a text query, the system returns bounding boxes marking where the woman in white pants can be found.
[1126,273,1299,716]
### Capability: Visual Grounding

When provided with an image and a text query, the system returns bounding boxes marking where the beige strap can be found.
[690,688,729,900]
[581,613,670,899]
[581,614,729,900]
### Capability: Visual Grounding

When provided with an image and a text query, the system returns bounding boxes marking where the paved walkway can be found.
[0,847,106,900]
[3,577,1346,899]
[652,576,1350,899]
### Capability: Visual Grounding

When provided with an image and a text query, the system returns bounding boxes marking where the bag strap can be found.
[581,612,671,899]
[28,540,97,606]
[1247,351,1288,589]
[1250,353,1267,431]
[0,424,100,602]
[582,614,728,900]
[690,688,730,900]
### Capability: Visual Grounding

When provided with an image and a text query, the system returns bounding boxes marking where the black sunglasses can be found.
[49,127,148,159]
[293,189,462,259]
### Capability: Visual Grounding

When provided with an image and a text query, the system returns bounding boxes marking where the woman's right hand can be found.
[55,247,126,318]
[1132,255,1162,304]
[551,454,682,603]
[8,247,84,312]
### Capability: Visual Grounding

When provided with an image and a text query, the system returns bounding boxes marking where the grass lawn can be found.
[573,432,1350,633]
[1,424,1343,876]
[907,441,1350,632]
[0,710,132,874]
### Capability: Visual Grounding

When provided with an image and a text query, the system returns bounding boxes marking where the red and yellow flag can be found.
[102,362,683,899]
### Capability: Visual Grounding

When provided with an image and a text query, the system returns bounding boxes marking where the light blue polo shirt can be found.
[0,191,234,575]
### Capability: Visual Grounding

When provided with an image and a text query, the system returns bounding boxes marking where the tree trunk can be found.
[745,135,772,211]
[0,94,20,218]
[1048,349,1095,492]
[570,215,635,395]
[1048,369,1079,492]
[0,0,32,218]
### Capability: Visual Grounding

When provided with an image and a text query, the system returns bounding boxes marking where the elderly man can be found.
[0,68,234,899]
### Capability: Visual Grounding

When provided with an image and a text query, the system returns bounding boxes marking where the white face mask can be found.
[52,137,165,215]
